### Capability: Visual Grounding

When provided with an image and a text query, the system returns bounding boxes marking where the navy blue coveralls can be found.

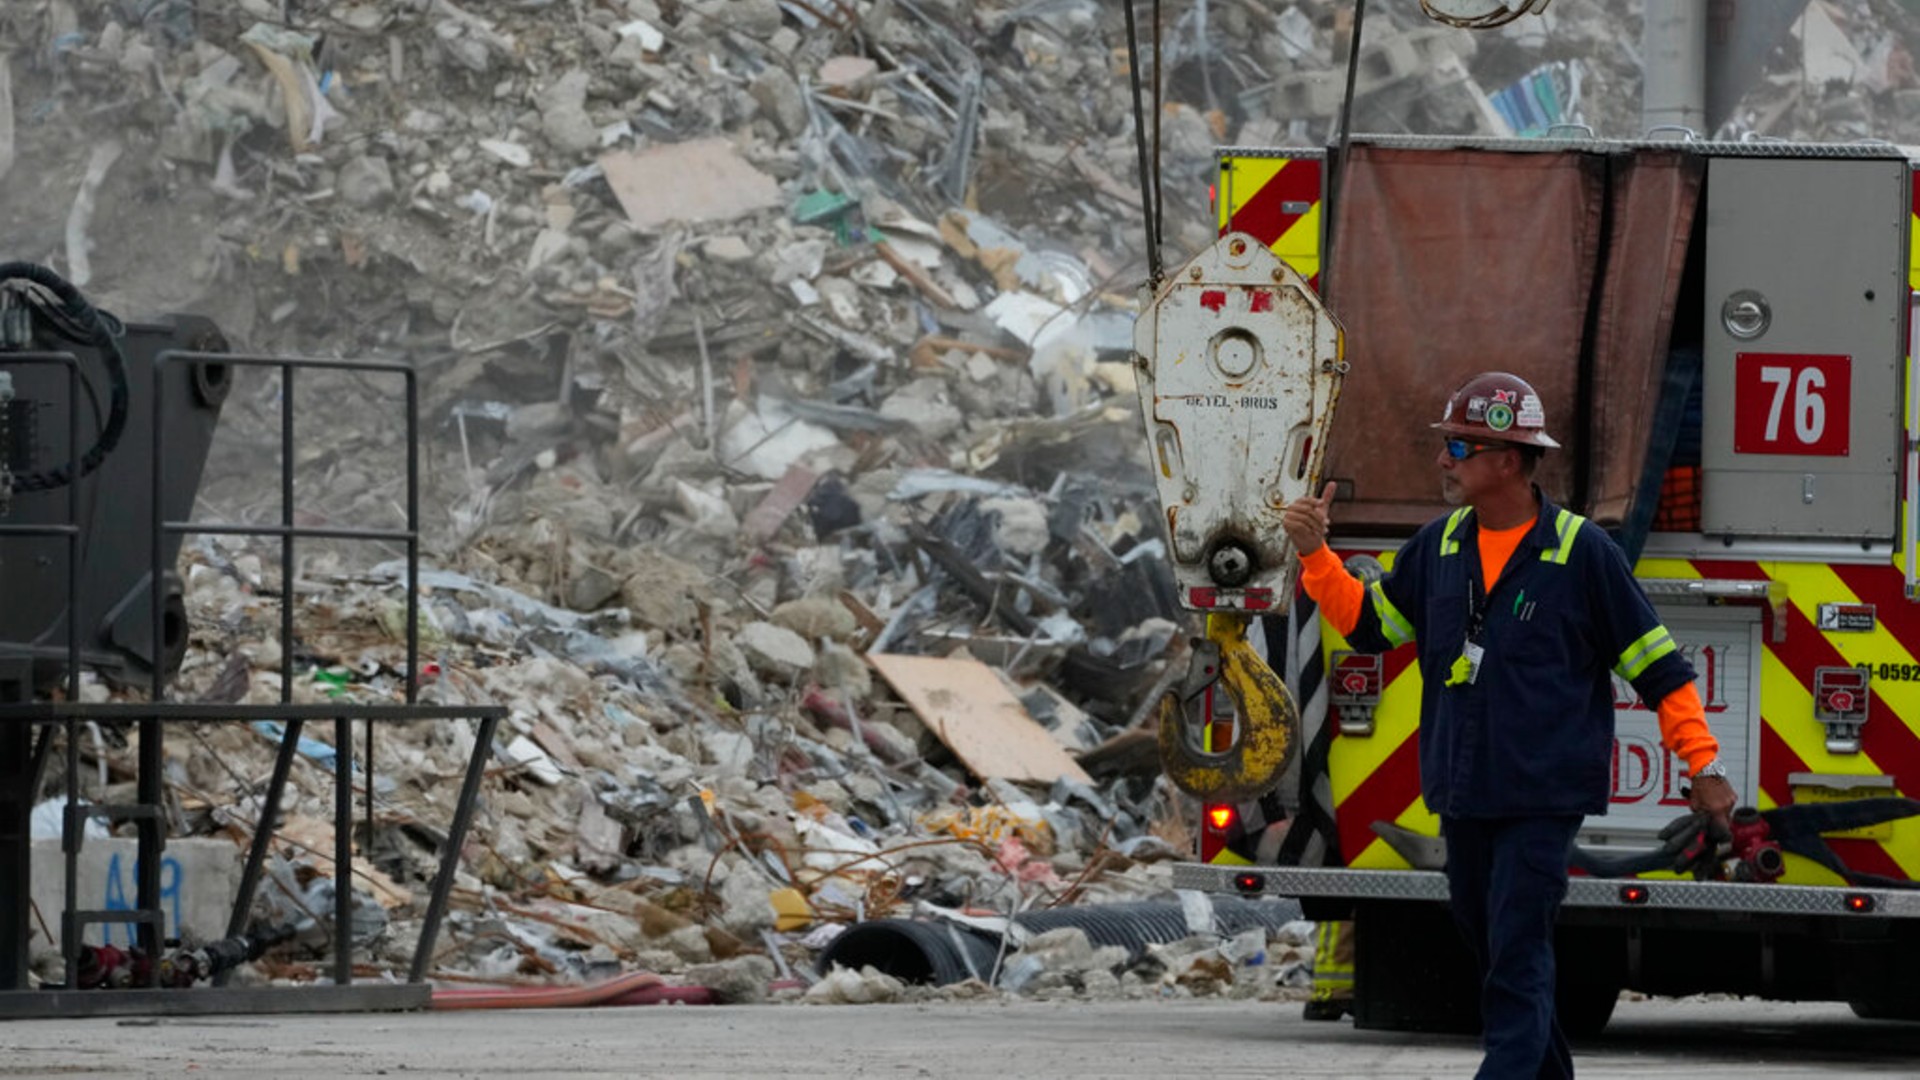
[1338,490,1696,1078]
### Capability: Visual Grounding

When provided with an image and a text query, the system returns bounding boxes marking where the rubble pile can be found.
[9,0,1920,1001]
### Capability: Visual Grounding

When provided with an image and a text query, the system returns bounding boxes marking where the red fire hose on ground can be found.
[429,971,720,1010]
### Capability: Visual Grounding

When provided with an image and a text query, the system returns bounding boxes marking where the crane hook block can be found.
[1134,231,1345,615]
[1157,614,1298,802]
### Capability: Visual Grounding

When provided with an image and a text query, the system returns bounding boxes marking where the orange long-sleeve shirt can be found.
[1298,539,1719,774]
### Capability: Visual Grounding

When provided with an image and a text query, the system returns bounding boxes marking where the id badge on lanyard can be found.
[1445,570,1494,689]
[1446,641,1484,687]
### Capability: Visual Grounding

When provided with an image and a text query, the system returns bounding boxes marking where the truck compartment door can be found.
[1701,157,1907,540]
[1582,608,1759,849]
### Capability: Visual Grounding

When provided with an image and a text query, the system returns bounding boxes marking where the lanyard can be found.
[1464,534,1532,644]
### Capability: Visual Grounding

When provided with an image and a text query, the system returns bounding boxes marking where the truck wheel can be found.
[1850,999,1920,1022]
[1554,973,1619,1038]
[1554,928,1622,1038]
[1351,901,1481,1034]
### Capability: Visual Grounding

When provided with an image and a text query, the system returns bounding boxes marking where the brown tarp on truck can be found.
[1320,144,1700,534]
[1585,151,1706,528]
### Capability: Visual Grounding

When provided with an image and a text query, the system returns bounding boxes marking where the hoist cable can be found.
[1121,0,1162,287]
[1151,0,1164,260]
[1325,0,1368,296]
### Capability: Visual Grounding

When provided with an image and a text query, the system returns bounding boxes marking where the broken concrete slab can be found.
[736,621,816,683]
[770,596,858,642]
[751,67,808,138]
[538,68,599,156]
[818,56,880,96]
[28,838,243,955]
[600,138,782,230]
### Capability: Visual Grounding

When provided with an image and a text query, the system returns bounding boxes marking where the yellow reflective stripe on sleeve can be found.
[1438,508,1472,556]
[1540,509,1581,565]
[1615,625,1678,680]
[1369,581,1416,647]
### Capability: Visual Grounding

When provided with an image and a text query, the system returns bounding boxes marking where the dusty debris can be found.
[803,964,907,1004]
[17,0,1920,1004]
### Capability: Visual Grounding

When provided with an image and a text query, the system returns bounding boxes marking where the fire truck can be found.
[1133,0,1920,1037]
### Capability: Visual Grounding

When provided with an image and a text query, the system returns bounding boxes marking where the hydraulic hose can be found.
[0,261,129,491]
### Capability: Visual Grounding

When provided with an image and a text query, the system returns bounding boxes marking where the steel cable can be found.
[1121,0,1163,287]
[1420,0,1553,31]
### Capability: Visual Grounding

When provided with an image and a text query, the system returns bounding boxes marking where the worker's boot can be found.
[1301,919,1354,1021]
[1301,994,1351,1021]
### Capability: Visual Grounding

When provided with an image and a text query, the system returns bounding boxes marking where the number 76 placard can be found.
[1733,353,1851,456]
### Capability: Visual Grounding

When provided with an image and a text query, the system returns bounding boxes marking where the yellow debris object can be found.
[768,887,813,932]
[919,805,1053,854]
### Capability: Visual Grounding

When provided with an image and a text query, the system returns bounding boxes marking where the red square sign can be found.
[1733,353,1851,456]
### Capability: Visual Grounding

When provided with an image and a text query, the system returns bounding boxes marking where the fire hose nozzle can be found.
[1726,806,1786,882]
[1727,841,1786,882]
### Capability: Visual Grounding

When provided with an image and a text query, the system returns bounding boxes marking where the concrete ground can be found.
[3,997,1917,1078]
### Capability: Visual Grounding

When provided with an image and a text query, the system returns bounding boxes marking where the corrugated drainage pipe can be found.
[817,897,1303,986]
[1013,898,1303,962]
[817,918,1004,985]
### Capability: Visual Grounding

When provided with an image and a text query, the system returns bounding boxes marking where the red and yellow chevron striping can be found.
[1909,173,1920,293]
[1218,154,1324,290]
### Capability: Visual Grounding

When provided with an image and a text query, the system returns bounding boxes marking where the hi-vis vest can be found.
[1342,491,1695,818]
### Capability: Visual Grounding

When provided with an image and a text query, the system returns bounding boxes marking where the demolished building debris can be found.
[10,0,1920,1005]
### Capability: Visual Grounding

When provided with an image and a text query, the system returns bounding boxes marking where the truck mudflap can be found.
[1169,863,1920,918]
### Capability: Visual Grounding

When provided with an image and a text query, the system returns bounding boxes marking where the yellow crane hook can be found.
[1156,612,1297,803]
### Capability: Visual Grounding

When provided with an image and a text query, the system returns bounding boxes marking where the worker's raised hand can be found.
[1282,481,1337,557]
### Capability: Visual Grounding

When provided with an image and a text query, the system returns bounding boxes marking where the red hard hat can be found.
[1431,371,1561,449]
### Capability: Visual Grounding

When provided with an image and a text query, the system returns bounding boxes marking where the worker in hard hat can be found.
[1280,371,1737,1079]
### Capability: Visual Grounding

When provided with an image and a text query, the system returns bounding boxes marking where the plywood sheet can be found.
[868,653,1093,785]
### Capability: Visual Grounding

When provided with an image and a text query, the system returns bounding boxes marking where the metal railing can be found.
[0,346,505,1016]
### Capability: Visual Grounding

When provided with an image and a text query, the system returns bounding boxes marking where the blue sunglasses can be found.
[1443,438,1508,460]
